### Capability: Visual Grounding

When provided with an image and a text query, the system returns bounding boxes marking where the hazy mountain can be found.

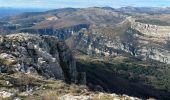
[0,7,48,18]
[116,6,170,14]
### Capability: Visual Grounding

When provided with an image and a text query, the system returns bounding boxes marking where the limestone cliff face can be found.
[65,19,170,64]
[130,21,170,64]
[0,33,77,82]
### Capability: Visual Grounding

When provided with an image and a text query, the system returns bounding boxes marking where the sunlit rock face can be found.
[0,33,77,82]
[64,19,170,64]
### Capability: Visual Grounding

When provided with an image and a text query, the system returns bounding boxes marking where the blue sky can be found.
[0,0,170,9]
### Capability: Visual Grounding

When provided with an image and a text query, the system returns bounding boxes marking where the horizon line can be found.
[0,6,170,9]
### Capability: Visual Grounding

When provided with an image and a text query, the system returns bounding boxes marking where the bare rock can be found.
[0,33,77,82]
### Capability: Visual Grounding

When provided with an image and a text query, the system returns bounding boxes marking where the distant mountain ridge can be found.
[116,6,170,14]
[0,7,48,18]
[2,6,170,18]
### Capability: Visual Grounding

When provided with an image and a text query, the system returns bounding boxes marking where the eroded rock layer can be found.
[0,33,77,82]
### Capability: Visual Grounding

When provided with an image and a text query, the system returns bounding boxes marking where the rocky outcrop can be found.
[131,21,170,38]
[130,21,170,64]
[0,33,77,82]
[0,91,15,98]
